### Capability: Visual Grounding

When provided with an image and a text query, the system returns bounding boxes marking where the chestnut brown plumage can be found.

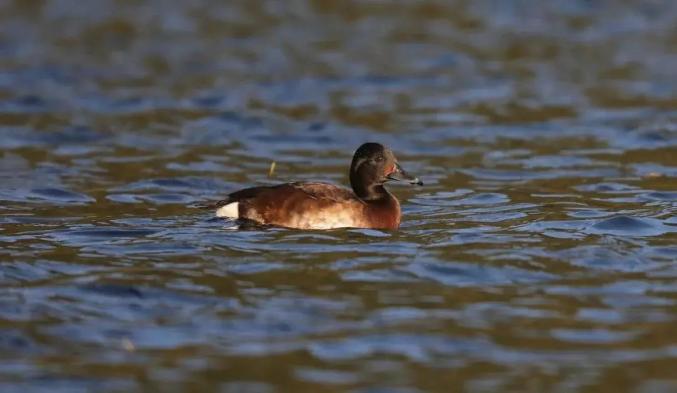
[210,143,422,229]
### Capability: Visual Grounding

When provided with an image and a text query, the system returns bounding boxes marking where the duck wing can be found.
[210,182,364,229]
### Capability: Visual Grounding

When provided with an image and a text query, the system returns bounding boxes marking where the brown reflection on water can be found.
[1,0,677,392]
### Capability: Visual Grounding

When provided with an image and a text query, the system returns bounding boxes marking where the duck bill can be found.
[387,163,423,185]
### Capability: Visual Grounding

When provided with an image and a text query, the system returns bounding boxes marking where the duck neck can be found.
[352,181,390,201]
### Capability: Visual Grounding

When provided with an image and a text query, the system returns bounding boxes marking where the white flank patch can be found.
[215,202,239,218]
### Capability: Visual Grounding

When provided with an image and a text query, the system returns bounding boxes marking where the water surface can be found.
[1,1,677,392]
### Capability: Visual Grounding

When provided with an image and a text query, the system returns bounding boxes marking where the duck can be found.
[211,142,422,229]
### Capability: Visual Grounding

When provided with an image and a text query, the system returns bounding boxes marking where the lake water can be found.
[1,1,676,392]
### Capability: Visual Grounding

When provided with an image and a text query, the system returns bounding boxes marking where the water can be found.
[1,1,677,392]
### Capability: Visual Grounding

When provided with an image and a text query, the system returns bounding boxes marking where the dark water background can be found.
[1,1,677,392]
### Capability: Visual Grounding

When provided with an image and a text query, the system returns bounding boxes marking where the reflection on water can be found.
[1,0,677,392]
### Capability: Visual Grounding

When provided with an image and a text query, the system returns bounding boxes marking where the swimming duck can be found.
[212,143,422,229]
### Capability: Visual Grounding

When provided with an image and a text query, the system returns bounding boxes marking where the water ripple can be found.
[0,1,676,391]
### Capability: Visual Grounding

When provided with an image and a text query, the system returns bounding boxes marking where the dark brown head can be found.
[349,143,422,200]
